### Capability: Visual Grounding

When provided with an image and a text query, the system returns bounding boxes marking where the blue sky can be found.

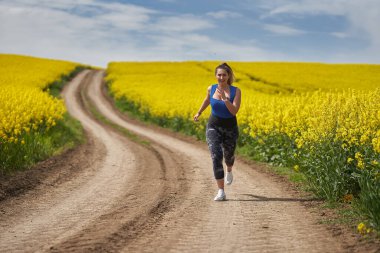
[1,0,379,67]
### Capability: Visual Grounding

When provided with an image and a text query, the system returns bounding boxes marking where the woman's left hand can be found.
[216,88,229,101]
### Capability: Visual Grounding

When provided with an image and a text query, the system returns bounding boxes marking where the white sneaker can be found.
[214,189,226,201]
[225,171,233,185]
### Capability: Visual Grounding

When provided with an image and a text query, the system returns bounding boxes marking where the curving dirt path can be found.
[0,70,373,252]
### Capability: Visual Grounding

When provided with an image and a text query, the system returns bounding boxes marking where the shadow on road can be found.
[228,194,321,202]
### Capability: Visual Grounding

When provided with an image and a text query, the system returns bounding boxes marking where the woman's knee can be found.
[214,166,224,179]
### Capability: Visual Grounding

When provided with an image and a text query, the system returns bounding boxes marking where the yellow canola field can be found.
[106,61,380,156]
[107,62,215,118]
[241,89,380,154]
[201,61,380,92]
[0,54,78,143]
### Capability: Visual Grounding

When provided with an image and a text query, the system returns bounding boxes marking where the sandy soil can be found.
[0,70,378,253]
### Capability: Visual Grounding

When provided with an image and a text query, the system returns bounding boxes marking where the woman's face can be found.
[215,68,229,84]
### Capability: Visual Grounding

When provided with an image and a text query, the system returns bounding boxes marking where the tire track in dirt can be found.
[82,70,353,252]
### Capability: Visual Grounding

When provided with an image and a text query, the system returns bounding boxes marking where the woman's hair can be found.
[215,62,235,85]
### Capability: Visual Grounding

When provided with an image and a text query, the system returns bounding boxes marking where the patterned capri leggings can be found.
[206,123,239,180]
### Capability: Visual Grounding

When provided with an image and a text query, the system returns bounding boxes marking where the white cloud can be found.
[144,32,285,61]
[251,0,380,62]
[330,32,349,39]
[150,14,215,33]
[206,10,241,19]
[266,0,346,16]
[0,1,153,66]
[263,24,305,36]
[258,1,380,45]
[0,0,278,66]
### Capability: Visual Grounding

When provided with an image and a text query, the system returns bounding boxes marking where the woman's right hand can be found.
[193,112,201,122]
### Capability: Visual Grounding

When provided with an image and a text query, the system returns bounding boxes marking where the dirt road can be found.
[0,70,370,252]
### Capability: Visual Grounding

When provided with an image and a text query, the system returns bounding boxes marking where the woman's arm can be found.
[194,86,211,122]
[220,88,241,116]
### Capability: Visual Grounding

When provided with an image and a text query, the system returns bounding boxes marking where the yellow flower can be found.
[357,222,372,235]
[355,152,363,160]
[357,222,366,234]
[347,157,354,164]
[357,160,365,170]
[293,165,300,172]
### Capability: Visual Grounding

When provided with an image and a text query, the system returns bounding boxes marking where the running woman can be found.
[193,62,241,201]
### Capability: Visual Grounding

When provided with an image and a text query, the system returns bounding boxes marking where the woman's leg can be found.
[222,126,239,169]
[206,125,225,183]
[216,178,224,189]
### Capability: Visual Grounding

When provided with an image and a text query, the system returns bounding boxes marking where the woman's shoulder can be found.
[231,85,240,91]
[208,84,217,90]
[231,86,241,97]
